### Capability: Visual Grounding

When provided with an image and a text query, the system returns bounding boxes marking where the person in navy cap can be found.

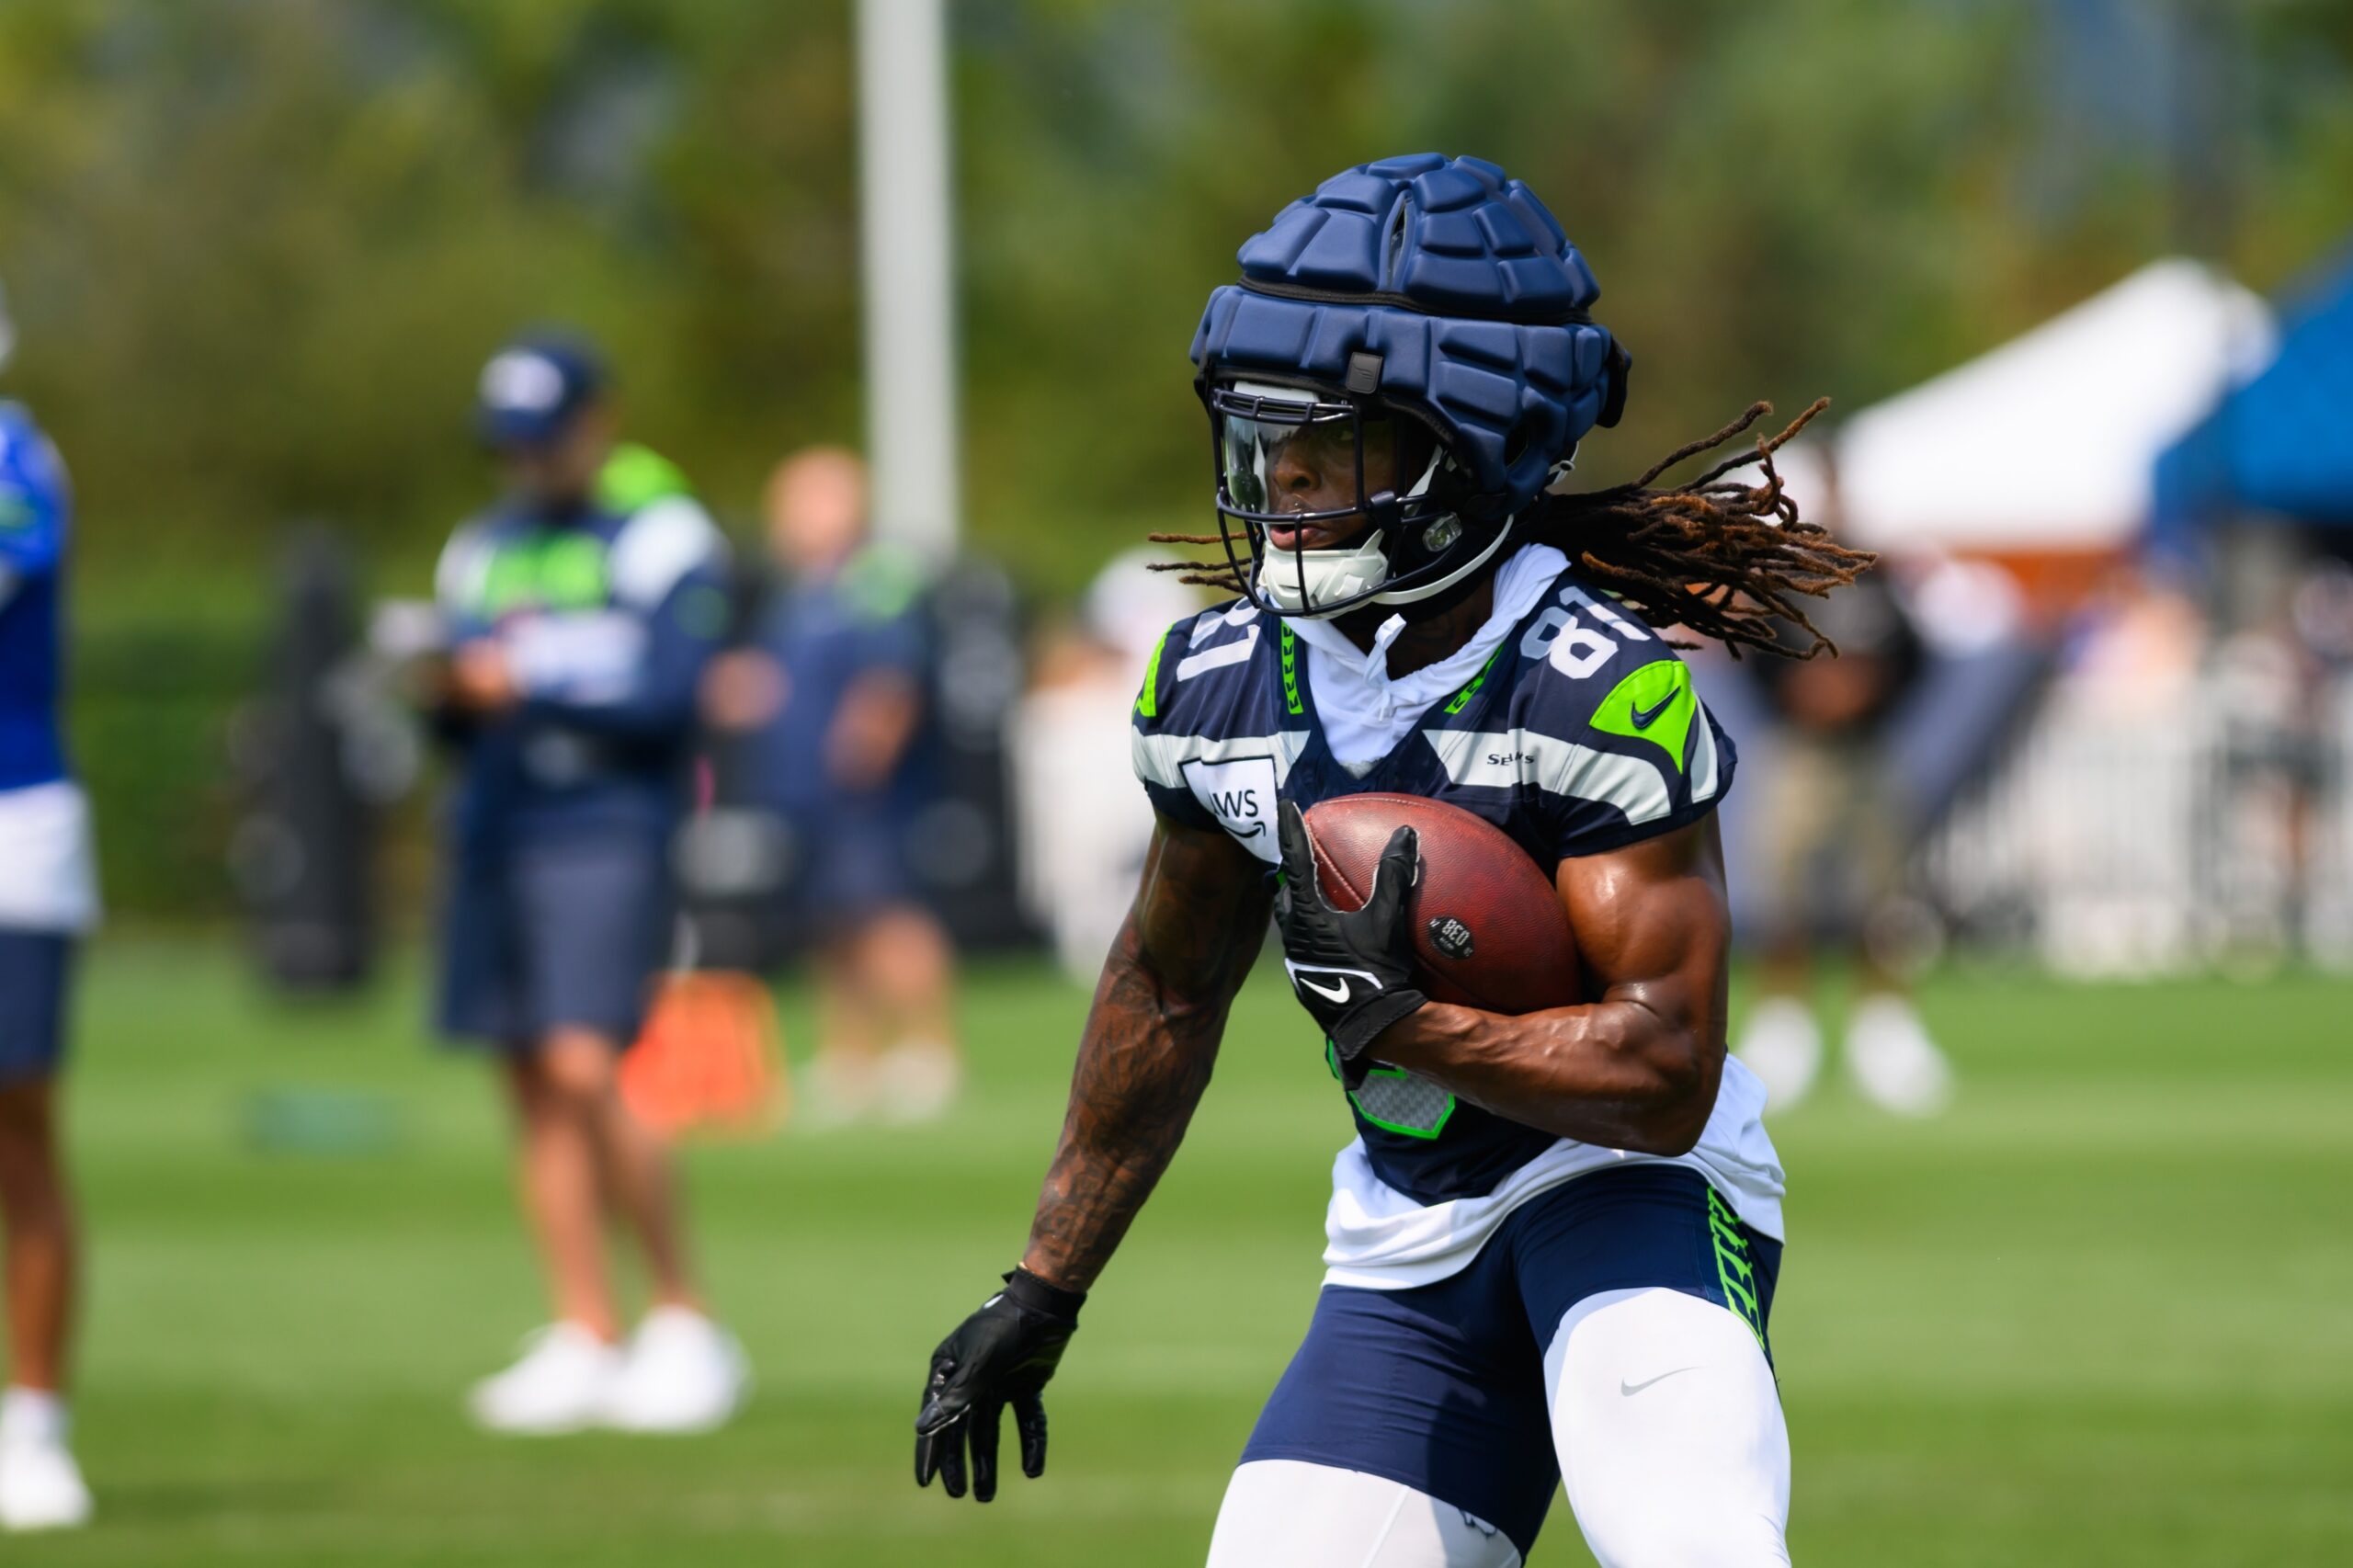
[428,333,748,1435]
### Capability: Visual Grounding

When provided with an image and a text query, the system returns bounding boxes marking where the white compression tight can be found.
[1203,1287,1790,1568]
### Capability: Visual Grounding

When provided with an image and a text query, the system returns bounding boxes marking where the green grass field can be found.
[11,939,2351,1565]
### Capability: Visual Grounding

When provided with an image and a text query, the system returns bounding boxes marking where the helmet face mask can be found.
[1203,376,1508,620]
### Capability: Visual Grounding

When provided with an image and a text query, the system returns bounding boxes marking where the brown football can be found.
[1302,793,1581,1015]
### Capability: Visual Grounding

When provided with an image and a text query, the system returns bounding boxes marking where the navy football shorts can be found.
[0,929,74,1085]
[438,833,674,1051]
[1240,1165,1781,1562]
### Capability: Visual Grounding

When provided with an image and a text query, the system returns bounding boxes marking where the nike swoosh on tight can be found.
[1620,1367,1698,1396]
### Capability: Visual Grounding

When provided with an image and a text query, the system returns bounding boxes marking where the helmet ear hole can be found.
[1502,425,1532,471]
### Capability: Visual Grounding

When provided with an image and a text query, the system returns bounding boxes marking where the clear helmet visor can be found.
[1214,383,1383,528]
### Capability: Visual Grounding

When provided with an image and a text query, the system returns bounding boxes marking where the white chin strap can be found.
[1258,515,1516,619]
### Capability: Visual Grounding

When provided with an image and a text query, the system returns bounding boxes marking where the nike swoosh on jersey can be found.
[1620,1367,1699,1396]
[1629,689,1682,730]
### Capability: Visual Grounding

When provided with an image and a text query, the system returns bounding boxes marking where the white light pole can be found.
[855,0,961,561]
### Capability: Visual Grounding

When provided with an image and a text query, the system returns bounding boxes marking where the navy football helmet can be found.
[1191,153,1629,619]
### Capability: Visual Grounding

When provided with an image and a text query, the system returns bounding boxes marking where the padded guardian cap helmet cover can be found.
[1191,153,1629,619]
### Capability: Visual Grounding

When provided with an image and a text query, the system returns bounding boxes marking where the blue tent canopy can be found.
[2154,245,2353,551]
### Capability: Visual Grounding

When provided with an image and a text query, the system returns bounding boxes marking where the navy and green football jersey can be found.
[433,444,730,858]
[1131,559,1734,1207]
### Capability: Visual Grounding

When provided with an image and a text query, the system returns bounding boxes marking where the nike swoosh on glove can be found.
[1274,801,1427,1088]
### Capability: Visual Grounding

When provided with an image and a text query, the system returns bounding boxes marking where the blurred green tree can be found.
[0,0,2346,595]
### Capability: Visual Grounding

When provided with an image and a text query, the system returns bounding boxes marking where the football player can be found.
[912,154,1870,1565]
[431,335,747,1434]
[0,280,97,1532]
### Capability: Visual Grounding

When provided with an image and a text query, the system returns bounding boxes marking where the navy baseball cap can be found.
[474,335,605,449]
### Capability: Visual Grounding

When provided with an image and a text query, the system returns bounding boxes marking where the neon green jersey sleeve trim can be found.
[1136,628,1169,718]
[596,443,693,512]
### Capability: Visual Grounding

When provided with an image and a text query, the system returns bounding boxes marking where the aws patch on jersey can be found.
[1128,566,1734,1205]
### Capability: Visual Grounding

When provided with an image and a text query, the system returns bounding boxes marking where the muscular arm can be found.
[1020,815,1272,1292]
[1373,816,1732,1157]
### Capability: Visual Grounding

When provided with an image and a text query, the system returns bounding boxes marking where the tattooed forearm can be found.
[1020,819,1272,1292]
[1371,818,1731,1156]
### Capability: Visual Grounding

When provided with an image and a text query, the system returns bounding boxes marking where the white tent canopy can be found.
[1824,259,2275,553]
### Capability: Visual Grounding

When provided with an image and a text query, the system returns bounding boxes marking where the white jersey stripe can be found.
[1690,707,1722,802]
[1424,728,1675,825]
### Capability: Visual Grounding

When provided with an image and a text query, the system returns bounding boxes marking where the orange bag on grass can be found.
[621,971,787,1137]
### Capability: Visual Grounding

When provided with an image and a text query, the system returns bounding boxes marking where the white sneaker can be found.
[0,1392,91,1533]
[878,1040,962,1125]
[1847,994,1954,1117]
[1734,996,1824,1113]
[799,1051,881,1129]
[602,1307,749,1434]
[467,1324,622,1435]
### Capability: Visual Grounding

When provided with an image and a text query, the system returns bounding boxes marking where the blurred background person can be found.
[427,334,747,1434]
[1010,549,1204,983]
[0,282,95,1532]
[1732,563,1956,1116]
[702,447,961,1125]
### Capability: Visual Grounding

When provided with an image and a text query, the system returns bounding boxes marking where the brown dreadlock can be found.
[1150,398,1874,660]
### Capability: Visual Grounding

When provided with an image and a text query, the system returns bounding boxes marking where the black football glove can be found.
[915,1267,1084,1503]
[1275,801,1427,1088]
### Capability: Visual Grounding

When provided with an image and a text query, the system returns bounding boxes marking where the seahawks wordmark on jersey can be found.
[1131,548,1784,1290]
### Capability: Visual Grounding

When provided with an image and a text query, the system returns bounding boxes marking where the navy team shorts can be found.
[1239,1165,1781,1562]
[438,833,674,1051]
[0,929,75,1085]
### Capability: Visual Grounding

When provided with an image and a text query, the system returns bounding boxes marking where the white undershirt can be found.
[1286,544,1569,775]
